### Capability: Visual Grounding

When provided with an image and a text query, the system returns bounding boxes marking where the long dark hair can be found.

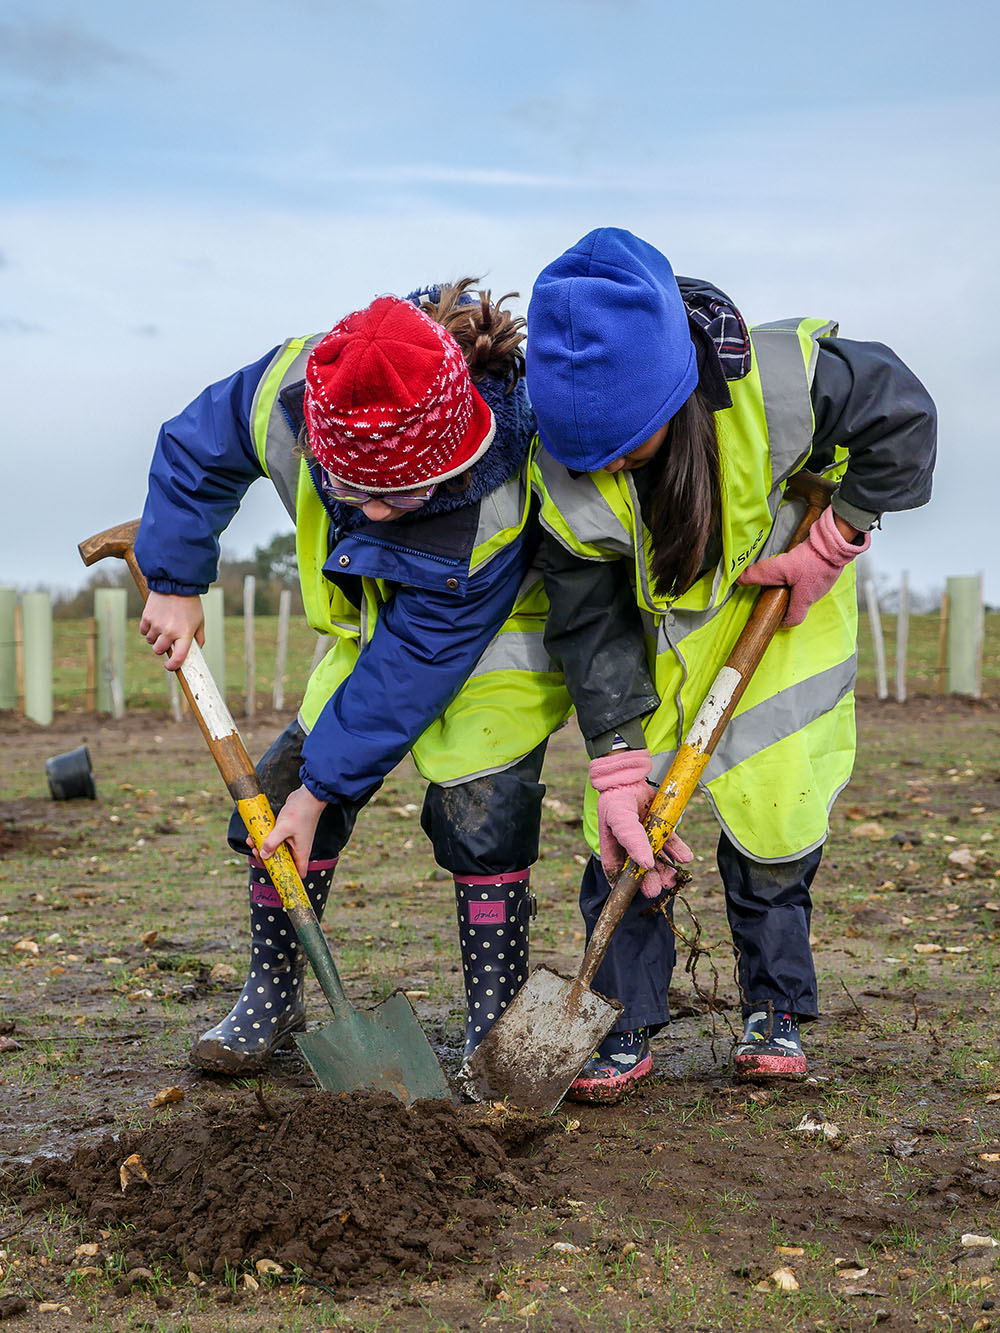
[646,384,721,599]
[424,278,525,392]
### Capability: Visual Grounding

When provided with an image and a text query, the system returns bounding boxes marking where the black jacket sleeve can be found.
[811,338,937,530]
[540,533,658,753]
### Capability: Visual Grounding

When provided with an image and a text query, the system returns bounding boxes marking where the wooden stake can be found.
[863,578,888,700]
[895,570,909,703]
[85,616,97,712]
[273,587,291,711]
[936,592,949,695]
[166,669,183,722]
[975,571,985,699]
[14,601,23,713]
[244,575,256,718]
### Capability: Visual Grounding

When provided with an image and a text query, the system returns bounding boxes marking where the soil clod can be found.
[4,1090,557,1288]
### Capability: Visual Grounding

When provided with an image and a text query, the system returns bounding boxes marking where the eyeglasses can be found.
[321,472,437,511]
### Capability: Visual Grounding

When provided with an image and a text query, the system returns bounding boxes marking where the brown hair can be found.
[424,278,525,393]
[646,384,721,599]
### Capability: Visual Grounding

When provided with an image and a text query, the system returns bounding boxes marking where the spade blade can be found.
[458,965,623,1114]
[295,992,453,1105]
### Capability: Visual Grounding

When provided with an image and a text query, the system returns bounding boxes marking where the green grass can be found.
[855,607,1000,696]
[47,614,323,715]
[2,605,999,1332]
[20,607,1000,718]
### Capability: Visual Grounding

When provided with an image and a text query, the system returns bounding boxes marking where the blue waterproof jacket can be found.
[135,322,542,806]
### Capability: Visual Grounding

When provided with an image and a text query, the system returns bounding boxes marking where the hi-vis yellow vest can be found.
[533,318,857,862]
[249,336,572,786]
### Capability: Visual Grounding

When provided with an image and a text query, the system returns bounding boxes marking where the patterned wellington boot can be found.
[190,856,336,1074]
[453,871,534,1066]
[566,1028,653,1105]
[733,1008,806,1081]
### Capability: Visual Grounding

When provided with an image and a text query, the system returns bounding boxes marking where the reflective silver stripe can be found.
[751,324,815,487]
[755,490,808,561]
[250,336,323,521]
[653,650,858,794]
[655,595,735,649]
[473,474,529,570]
[699,651,858,783]
[535,448,631,556]
[469,629,556,679]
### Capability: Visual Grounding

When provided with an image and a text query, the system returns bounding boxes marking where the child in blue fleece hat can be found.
[527,228,698,471]
[526,227,937,1102]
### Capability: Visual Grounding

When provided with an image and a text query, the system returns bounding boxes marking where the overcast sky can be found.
[3,1,997,601]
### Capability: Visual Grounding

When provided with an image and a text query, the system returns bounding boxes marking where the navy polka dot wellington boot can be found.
[190,856,336,1074]
[454,872,535,1065]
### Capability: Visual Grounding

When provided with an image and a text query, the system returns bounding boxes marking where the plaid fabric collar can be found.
[679,278,753,412]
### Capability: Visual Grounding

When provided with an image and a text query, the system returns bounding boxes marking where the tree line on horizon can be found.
[9,532,977,618]
[48,533,303,620]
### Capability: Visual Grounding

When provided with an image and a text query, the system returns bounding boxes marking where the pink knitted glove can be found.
[737,505,871,627]
[641,831,695,899]
[589,750,694,898]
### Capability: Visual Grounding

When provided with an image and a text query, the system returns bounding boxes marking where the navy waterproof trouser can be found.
[578,830,823,1034]
[422,743,547,1056]
[578,856,677,1037]
[420,741,547,874]
[717,832,821,1021]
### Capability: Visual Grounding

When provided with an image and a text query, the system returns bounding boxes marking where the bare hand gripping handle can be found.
[78,520,351,1013]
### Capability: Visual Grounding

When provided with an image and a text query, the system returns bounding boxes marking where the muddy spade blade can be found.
[76,523,453,1106]
[295,992,453,1105]
[458,965,623,1113]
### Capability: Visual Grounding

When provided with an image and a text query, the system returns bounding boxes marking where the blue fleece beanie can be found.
[526,228,698,471]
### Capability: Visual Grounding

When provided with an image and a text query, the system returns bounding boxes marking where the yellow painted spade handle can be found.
[577,471,837,991]
[77,520,351,1011]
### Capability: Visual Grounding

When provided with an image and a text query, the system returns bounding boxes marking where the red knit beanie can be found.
[303,295,496,492]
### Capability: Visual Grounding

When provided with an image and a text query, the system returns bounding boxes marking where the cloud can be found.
[1,85,995,599]
[0,15,151,86]
[335,163,609,190]
[0,316,46,333]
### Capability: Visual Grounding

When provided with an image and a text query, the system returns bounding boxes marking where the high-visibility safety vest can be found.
[533,317,858,862]
[249,335,572,786]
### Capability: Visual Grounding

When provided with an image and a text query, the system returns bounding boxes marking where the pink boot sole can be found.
[566,1052,654,1105]
[734,1050,807,1081]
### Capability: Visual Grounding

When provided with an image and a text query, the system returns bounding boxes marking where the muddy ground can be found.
[1,692,999,1332]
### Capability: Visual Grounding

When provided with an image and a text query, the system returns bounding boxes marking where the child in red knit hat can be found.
[135,280,571,1079]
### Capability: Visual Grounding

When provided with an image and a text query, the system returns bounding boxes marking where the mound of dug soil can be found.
[6,1090,557,1286]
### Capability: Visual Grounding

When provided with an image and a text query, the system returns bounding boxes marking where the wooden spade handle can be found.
[577,471,837,990]
[78,520,352,1012]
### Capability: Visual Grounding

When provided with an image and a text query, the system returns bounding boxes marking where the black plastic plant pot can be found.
[45,745,97,800]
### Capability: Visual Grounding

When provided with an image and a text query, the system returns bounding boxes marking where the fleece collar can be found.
[677,277,753,412]
[319,372,535,532]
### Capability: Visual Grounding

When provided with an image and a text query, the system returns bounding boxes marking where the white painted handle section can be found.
[684,665,743,752]
[179,640,238,741]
